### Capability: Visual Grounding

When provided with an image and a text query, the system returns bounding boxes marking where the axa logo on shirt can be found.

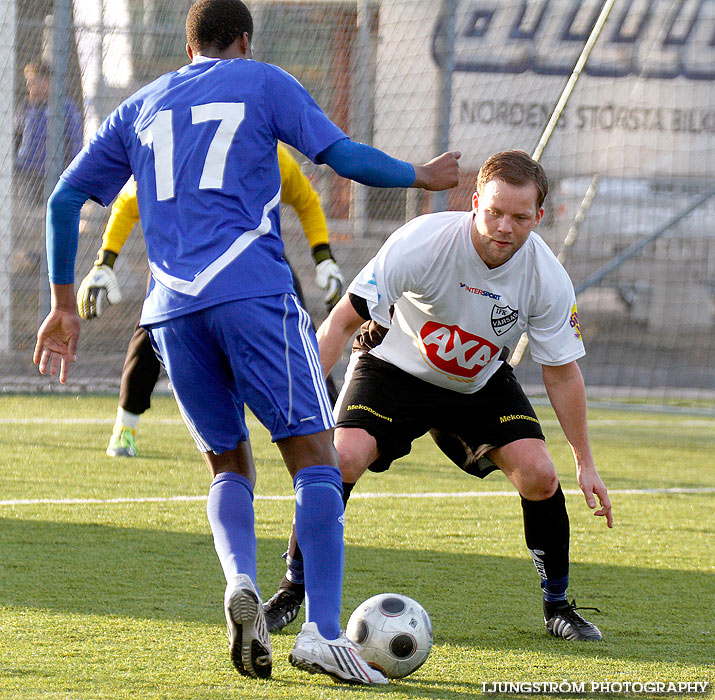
[419,321,499,379]
[459,282,501,299]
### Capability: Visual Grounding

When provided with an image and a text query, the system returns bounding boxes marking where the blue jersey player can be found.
[34,0,460,686]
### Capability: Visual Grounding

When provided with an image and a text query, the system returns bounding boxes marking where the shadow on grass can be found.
[13,437,192,462]
[1,517,712,671]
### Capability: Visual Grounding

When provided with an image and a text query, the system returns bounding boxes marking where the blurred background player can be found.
[12,61,83,277]
[15,60,83,203]
[35,0,459,685]
[264,150,612,643]
[76,143,345,457]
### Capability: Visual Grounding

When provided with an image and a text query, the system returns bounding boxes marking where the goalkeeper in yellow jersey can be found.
[77,143,345,457]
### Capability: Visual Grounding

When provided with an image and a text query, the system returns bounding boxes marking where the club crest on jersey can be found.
[419,321,499,379]
[491,304,518,336]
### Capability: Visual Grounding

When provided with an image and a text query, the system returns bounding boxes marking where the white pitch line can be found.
[1,487,712,507]
[0,417,190,425]
[0,417,712,427]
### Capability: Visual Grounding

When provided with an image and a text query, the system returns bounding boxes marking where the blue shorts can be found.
[147,294,334,453]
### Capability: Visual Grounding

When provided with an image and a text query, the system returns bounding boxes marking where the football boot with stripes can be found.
[544,599,602,641]
[289,621,388,685]
[224,574,272,678]
[263,587,303,632]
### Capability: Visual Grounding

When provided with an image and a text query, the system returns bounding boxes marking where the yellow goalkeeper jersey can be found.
[100,143,330,254]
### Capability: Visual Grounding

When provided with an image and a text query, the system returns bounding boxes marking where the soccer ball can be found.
[346,593,433,679]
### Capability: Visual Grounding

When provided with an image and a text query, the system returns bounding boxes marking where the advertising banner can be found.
[375,0,715,178]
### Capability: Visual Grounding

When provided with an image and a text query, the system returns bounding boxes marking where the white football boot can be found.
[289,621,388,685]
[224,574,272,678]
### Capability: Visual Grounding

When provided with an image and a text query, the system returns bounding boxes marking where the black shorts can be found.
[335,353,545,478]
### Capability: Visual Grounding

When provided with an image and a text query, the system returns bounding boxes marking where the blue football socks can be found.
[284,548,305,586]
[542,574,569,602]
[294,465,344,640]
[206,471,257,589]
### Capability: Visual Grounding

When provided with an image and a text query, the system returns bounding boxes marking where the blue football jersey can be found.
[62,57,346,324]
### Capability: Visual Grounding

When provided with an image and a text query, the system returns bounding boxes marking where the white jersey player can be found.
[265,150,612,645]
[349,210,584,393]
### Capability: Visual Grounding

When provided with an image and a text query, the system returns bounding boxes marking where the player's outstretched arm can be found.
[316,295,365,376]
[542,361,613,528]
[39,180,91,382]
[318,139,460,192]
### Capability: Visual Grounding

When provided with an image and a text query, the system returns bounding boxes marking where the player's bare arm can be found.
[316,295,365,376]
[542,361,613,528]
[412,150,461,191]
[34,283,80,384]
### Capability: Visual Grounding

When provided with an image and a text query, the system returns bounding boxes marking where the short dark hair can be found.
[186,0,253,53]
[477,150,549,208]
[24,61,50,79]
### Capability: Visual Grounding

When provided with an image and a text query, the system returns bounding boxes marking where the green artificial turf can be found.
[0,395,712,700]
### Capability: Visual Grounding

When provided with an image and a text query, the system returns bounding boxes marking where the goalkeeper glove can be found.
[312,244,345,310]
[76,250,121,320]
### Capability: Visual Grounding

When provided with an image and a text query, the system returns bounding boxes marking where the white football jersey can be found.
[348,210,584,394]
